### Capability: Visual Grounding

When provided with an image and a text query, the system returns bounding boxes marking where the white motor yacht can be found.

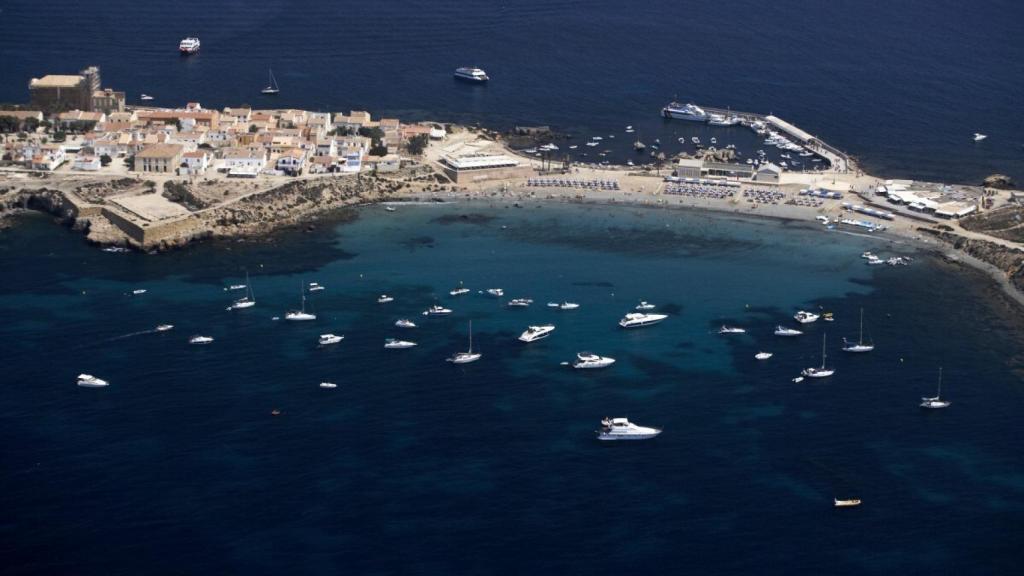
[377,295,394,304]
[775,326,803,336]
[558,302,580,310]
[155,324,174,332]
[921,367,951,409]
[132,289,147,295]
[454,67,489,83]
[319,382,338,389]
[77,374,109,388]
[395,318,417,329]
[447,321,482,364]
[139,94,154,101]
[802,334,835,378]
[178,37,201,54]
[794,310,820,324]
[834,498,862,508]
[973,133,987,142]
[719,325,746,334]
[572,352,616,369]
[619,312,667,328]
[508,298,533,307]
[635,301,656,311]
[518,324,555,342]
[596,417,662,441]
[422,305,452,316]
[318,334,344,346]
[450,283,470,296]
[189,335,214,345]
[384,338,417,349]
[225,284,247,291]
[755,352,773,360]
[486,288,504,297]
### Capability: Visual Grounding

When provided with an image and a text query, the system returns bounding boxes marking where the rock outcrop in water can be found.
[983,174,1014,189]
[921,227,1024,296]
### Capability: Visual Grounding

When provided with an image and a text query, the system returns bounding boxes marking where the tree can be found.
[370,144,389,157]
[100,154,112,167]
[406,134,429,155]
[248,124,259,134]
[358,126,385,141]
[0,116,18,133]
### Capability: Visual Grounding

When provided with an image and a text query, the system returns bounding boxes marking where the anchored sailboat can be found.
[226,271,255,311]
[261,69,280,95]
[285,283,316,321]
[802,333,835,378]
[920,367,951,409]
[842,308,874,352]
[447,320,482,364]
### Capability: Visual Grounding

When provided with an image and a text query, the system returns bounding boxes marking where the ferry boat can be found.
[518,324,555,343]
[661,101,708,122]
[572,352,616,369]
[77,374,109,388]
[454,67,489,83]
[618,312,667,328]
[318,334,344,346]
[596,417,662,441]
[179,37,201,54]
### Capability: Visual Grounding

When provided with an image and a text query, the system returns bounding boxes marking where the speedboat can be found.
[225,284,246,291]
[794,310,820,324]
[384,338,417,349]
[377,295,394,304]
[384,206,397,212]
[719,326,746,334]
[77,374,109,388]
[834,499,862,508]
[572,352,616,369]
[596,417,662,441]
[422,305,452,316]
[450,283,470,296]
[860,251,875,259]
[318,334,344,346]
[486,288,504,297]
[546,302,560,308]
[395,318,417,329]
[558,302,580,310]
[518,324,555,342]
[619,313,667,328]
[139,94,154,101]
[635,301,656,311]
[801,334,835,378]
[319,382,338,389]
[132,289,147,295]
[155,324,174,332]
[755,352,773,360]
[973,133,987,142]
[792,376,805,383]
[189,335,214,345]
[774,326,803,336]
[508,298,533,307]
[308,282,325,292]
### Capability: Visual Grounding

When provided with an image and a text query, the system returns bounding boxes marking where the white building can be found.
[221,147,267,176]
[181,151,210,175]
[73,155,101,171]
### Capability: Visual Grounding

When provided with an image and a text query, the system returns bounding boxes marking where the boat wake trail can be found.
[105,329,157,342]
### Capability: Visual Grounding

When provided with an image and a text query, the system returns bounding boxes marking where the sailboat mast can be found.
[822,334,827,369]
[938,367,943,398]
[468,320,473,353]
[859,308,864,345]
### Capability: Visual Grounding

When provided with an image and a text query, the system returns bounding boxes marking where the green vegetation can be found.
[406,134,429,155]
[100,154,112,167]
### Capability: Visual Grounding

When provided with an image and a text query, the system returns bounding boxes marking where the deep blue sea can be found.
[2,0,1023,183]
[2,202,1024,574]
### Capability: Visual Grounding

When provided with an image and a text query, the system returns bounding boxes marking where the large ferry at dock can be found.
[662,101,708,122]
[179,37,201,54]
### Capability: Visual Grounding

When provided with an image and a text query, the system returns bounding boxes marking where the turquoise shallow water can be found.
[2,203,1023,574]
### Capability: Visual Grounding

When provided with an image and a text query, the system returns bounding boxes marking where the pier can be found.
[698,105,852,173]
